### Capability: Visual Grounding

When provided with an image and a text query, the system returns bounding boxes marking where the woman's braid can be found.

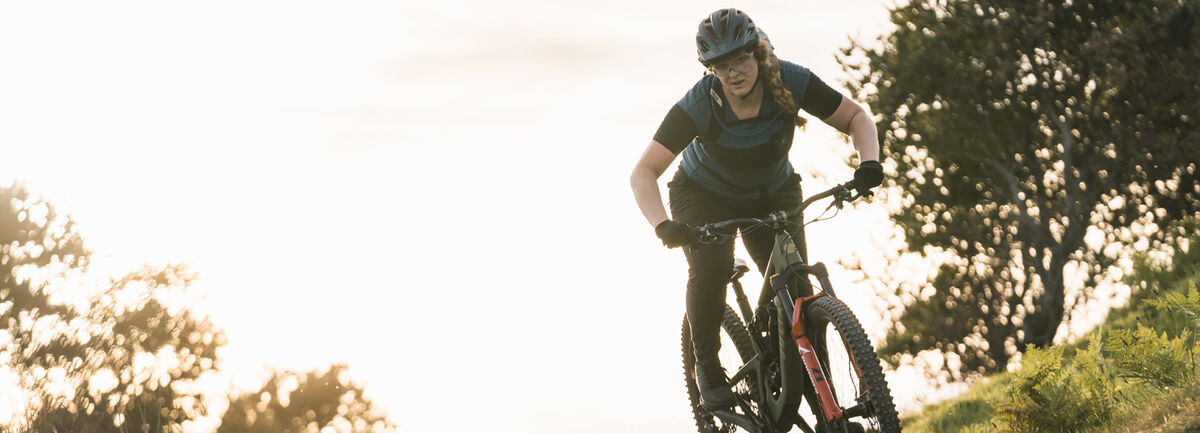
[752,39,807,129]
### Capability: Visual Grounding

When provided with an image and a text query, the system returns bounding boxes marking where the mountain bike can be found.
[680,179,901,433]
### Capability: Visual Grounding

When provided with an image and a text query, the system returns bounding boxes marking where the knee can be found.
[687,265,730,295]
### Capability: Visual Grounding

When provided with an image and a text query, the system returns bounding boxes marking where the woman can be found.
[629,8,883,410]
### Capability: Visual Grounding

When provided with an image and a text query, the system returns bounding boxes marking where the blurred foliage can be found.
[17,265,227,433]
[1101,219,1200,338]
[2,183,401,432]
[219,363,397,433]
[2,182,225,432]
[1,182,87,315]
[840,0,1200,373]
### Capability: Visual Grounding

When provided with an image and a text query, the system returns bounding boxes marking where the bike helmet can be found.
[696,8,760,66]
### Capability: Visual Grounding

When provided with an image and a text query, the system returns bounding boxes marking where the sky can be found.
[0,1,940,432]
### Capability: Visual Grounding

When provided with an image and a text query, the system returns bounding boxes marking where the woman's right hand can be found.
[655,220,694,248]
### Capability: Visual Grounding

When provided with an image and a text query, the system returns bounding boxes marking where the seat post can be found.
[730,258,755,329]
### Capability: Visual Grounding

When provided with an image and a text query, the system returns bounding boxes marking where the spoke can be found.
[826,323,865,413]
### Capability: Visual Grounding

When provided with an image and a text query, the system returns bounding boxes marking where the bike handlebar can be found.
[693,180,868,246]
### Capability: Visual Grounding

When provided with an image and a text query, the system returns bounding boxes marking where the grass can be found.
[899,372,1012,432]
[901,359,1200,433]
[1099,378,1200,433]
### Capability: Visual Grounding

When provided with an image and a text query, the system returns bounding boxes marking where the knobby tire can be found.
[682,305,760,433]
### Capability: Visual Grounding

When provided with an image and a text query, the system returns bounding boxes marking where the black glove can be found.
[853,160,883,196]
[655,220,694,249]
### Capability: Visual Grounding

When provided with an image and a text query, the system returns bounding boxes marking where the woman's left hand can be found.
[853,160,883,195]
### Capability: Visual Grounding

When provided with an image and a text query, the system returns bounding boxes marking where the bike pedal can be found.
[708,409,760,433]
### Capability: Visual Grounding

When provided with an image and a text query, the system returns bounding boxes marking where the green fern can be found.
[993,336,1117,432]
[1147,282,1200,332]
[1106,324,1196,388]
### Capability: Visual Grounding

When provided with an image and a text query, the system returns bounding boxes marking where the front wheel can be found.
[682,305,761,433]
[804,296,901,433]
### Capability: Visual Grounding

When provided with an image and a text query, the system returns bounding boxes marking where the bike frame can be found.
[715,185,868,432]
[725,228,808,429]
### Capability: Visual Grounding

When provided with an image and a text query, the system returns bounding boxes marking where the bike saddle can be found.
[733,258,750,276]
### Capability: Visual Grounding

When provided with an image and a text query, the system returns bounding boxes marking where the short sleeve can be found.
[673,76,715,139]
[778,61,812,109]
[653,105,698,154]
[799,73,843,120]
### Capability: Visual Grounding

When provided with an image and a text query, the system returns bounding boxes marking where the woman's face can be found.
[709,49,758,98]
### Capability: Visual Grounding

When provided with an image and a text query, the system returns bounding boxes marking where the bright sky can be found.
[0,1,919,432]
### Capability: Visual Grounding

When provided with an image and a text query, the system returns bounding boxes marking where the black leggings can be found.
[668,170,807,361]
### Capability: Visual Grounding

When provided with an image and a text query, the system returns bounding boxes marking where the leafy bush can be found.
[1148,282,1200,333]
[993,337,1118,432]
[1106,325,1197,388]
[1104,282,1200,390]
[907,226,1200,432]
[992,284,1200,432]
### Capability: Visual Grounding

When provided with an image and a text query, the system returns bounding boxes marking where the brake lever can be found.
[834,186,854,209]
[839,183,873,207]
[693,226,716,246]
[693,226,733,247]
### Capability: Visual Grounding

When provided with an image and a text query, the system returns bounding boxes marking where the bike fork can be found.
[789,293,846,423]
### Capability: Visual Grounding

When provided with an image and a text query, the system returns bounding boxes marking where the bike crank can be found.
[707,409,760,433]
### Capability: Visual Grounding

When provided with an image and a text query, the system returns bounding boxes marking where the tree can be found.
[219,363,398,433]
[0,182,87,315]
[1,183,227,432]
[839,0,1200,373]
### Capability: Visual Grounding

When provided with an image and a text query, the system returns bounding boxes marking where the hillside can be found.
[901,232,1200,432]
